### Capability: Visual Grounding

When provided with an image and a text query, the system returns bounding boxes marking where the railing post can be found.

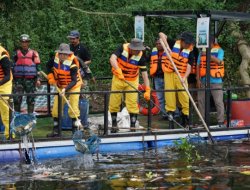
[47,82,51,116]
[226,89,232,128]
[103,92,109,135]
[147,91,152,133]
[9,97,13,140]
[58,94,62,137]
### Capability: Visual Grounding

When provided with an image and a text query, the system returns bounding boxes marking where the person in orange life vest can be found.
[159,32,195,129]
[150,38,167,116]
[0,45,13,140]
[13,34,41,114]
[109,38,150,133]
[47,43,82,137]
[196,36,225,127]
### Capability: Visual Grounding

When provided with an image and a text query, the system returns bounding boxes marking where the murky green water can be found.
[1,140,250,190]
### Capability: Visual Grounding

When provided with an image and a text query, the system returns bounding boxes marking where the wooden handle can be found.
[40,71,83,128]
[158,36,215,144]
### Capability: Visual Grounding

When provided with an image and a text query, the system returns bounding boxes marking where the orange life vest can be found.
[190,59,197,75]
[162,40,193,77]
[199,44,224,78]
[0,46,12,81]
[53,53,82,89]
[112,43,143,81]
[150,47,167,76]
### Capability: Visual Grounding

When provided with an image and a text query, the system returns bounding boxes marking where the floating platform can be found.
[0,126,249,163]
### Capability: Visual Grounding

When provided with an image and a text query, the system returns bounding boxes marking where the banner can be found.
[196,17,210,48]
[134,16,144,41]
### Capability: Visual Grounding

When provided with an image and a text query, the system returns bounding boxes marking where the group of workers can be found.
[0,30,92,139]
[109,31,224,132]
[0,29,225,139]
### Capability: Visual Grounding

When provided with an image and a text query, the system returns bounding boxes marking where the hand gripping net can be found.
[72,129,101,154]
[10,113,36,137]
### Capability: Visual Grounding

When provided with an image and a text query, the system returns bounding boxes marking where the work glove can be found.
[47,73,56,85]
[113,68,124,80]
[143,86,151,101]
[73,118,83,131]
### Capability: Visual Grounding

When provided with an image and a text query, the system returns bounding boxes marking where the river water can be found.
[1,140,250,189]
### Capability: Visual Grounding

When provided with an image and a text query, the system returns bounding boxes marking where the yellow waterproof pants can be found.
[52,86,80,118]
[164,72,189,115]
[109,76,139,114]
[0,80,12,139]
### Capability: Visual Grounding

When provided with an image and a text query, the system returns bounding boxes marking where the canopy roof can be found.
[132,10,250,22]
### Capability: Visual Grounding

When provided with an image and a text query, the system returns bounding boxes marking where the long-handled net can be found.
[10,113,37,164]
[40,71,101,154]
[10,113,36,137]
[72,130,101,154]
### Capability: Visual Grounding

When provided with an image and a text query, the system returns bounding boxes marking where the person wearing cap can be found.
[197,36,225,127]
[46,43,82,137]
[109,38,151,133]
[13,34,41,114]
[67,30,92,129]
[0,45,13,140]
[159,32,195,129]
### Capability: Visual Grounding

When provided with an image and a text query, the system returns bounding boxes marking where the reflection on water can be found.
[1,140,250,189]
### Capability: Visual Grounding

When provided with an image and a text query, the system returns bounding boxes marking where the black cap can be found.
[67,30,80,38]
[179,31,195,44]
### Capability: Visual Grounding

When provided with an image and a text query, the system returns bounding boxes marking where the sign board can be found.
[134,16,144,41]
[196,17,210,48]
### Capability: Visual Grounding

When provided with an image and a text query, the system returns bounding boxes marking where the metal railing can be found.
[1,78,250,140]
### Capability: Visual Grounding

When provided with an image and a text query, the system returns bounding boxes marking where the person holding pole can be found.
[46,43,82,137]
[159,32,195,129]
[196,36,225,127]
[109,38,150,133]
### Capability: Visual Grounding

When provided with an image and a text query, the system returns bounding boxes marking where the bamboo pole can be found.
[159,33,215,144]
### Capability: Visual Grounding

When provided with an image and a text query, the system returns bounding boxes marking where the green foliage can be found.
[145,171,154,180]
[174,138,201,162]
[0,0,249,83]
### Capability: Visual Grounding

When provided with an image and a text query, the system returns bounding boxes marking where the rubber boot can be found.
[181,114,190,130]
[167,112,174,129]
[27,103,35,114]
[47,118,60,137]
[14,103,21,113]
[72,118,78,135]
[130,113,137,132]
[111,113,118,133]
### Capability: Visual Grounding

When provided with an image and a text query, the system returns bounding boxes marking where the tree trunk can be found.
[231,29,250,97]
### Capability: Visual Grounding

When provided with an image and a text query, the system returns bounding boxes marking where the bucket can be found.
[224,119,245,127]
[231,99,250,126]
[61,99,89,130]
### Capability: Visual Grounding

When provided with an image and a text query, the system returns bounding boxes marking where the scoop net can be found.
[10,113,36,137]
[72,129,101,154]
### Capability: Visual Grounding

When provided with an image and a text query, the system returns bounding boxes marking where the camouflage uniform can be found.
[13,78,38,113]
[13,34,41,113]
